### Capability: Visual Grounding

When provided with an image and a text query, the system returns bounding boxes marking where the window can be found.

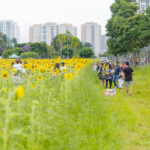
[0,22,3,32]
[43,26,47,42]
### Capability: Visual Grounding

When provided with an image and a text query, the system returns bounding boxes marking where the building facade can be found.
[29,23,77,45]
[81,22,101,57]
[101,35,109,54]
[0,20,20,43]
[136,0,150,13]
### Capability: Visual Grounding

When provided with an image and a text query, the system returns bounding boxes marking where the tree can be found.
[51,35,60,52]
[70,37,80,56]
[23,44,30,52]
[106,0,139,56]
[20,52,39,58]
[15,48,23,55]
[56,34,66,58]
[0,46,4,56]
[65,30,72,59]
[47,45,55,59]
[11,38,17,47]
[62,45,73,58]
[2,47,23,58]
[40,42,47,56]
[84,42,92,47]
[79,47,94,58]
[0,32,7,50]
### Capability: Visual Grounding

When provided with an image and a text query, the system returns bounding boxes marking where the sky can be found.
[0,0,114,43]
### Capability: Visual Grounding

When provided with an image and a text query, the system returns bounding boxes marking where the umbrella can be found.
[8,54,20,59]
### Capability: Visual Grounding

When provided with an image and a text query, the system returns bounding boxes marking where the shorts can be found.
[125,81,133,87]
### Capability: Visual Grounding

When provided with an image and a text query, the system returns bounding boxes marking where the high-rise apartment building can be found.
[136,0,150,13]
[81,22,101,57]
[101,35,109,54]
[0,20,20,43]
[59,24,77,37]
[29,23,77,45]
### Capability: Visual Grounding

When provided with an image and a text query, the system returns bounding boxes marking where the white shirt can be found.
[118,78,124,88]
[13,64,22,71]
[60,66,66,70]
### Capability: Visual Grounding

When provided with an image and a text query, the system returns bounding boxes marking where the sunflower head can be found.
[73,72,77,76]
[2,71,9,78]
[3,88,6,93]
[15,86,24,100]
[39,66,46,73]
[38,74,42,80]
[64,73,73,81]
[62,68,66,72]
[31,84,34,88]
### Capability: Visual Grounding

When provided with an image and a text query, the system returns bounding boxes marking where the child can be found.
[118,75,124,92]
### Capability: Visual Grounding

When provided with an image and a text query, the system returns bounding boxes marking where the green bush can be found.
[20,52,39,58]
[2,48,23,58]
[79,47,94,58]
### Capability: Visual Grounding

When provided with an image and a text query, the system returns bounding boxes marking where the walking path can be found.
[98,66,150,149]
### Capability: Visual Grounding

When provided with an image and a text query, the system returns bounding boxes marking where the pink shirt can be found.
[121,64,125,68]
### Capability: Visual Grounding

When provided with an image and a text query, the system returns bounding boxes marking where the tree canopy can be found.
[79,47,94,58]
[105,0,150,56]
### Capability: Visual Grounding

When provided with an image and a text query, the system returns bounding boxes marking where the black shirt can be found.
[123,67,134,81]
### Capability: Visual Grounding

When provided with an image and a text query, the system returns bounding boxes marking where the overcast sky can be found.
[1,0,114,43]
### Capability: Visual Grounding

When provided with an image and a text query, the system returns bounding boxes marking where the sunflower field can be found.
[1,57,150,150]
[0,57,96,150]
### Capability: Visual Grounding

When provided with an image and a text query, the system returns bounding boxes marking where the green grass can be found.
[0,65,150,149]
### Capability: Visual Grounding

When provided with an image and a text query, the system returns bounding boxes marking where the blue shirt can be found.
[114,65,121,75]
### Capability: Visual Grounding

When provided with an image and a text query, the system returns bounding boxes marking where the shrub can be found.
[20,52,39,58]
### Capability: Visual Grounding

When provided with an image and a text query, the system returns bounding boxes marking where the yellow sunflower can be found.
[3,88,6,93]
[31,84,34,88]
[73,72,77,76]
[39,66,46,73]
[62,68,66,72]
[2,71,9,78]
[38,74,42,80]
[15,86,24,100]
[64,73,73,81]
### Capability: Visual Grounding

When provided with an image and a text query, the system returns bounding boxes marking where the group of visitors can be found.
[134,56,148,66]
[93,61,134,95]
[10,59,67,83]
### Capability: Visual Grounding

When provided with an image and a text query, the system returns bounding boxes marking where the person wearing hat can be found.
[60,62,66,70]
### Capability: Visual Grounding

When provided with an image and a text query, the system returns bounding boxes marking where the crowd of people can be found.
[9,59,67,83]
[93,61,134,95]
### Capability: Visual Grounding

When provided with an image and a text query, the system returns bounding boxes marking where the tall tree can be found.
[65,30,72,59]
[47,45,55,59]
[79,47,94,58]
[70,37,80,56]
[11,38,17,47]
[84,42,92,48]
[0,32,7,50]
[106,0,139,56]
[56,34,66,58]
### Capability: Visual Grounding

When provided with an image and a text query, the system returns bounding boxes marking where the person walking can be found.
[123,62,134,95]
[113,61,121,88]
[121,62,125,69]
[98,63,106,85]
[105,64,112,89]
